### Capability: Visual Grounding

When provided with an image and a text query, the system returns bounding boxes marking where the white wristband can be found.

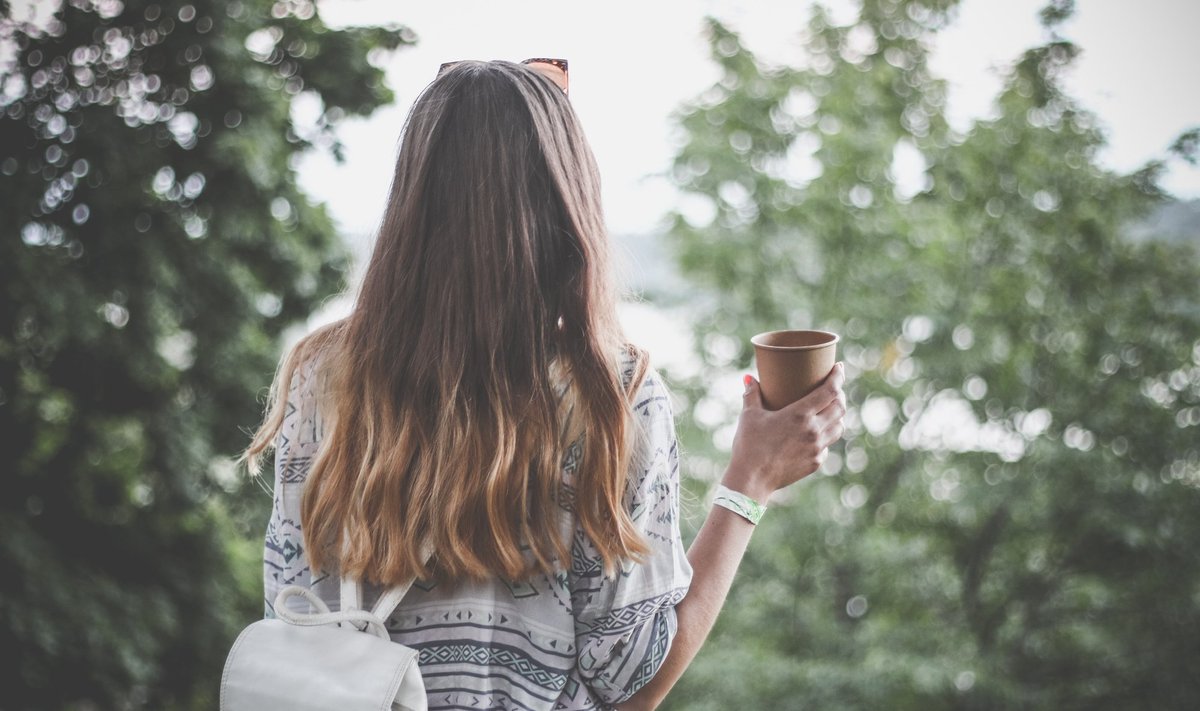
[713,484,767,525]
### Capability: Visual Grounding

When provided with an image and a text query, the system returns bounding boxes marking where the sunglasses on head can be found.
[437,57,569,96]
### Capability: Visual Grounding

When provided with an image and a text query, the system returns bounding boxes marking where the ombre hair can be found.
[239,60,651,586]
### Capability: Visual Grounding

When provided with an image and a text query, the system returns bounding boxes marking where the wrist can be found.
[719,464,773,506]
[712,484,767,525]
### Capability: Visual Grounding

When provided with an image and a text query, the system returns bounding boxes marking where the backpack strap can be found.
[338,539,435,631]
[274,586,393,640]
[367,577,418,622]
[339,574,362,617]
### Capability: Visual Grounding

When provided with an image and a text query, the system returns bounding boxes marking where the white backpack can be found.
[221,573,427,711]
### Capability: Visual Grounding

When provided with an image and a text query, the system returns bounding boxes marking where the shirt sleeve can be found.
[262,359,322,618]
[568,367,694,706]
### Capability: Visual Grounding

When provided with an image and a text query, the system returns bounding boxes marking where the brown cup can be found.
[751,330,840,411]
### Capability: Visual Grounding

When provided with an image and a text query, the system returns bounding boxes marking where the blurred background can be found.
[2,0,1198,708]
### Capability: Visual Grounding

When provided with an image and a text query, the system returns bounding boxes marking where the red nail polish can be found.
[743,374,753,387]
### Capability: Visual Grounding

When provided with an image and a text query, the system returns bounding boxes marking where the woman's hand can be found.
[721,363,847,503]
[613,364,847,711]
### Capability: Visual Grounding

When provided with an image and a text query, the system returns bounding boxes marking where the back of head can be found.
[378,59,613,357]
[264,60,650,585]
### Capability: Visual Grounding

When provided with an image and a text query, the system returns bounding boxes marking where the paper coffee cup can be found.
[751,330,840,411]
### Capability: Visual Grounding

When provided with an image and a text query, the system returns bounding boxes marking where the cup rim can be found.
[751,329,840,351]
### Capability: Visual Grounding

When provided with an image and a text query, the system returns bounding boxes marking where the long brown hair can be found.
[239,60,651,585]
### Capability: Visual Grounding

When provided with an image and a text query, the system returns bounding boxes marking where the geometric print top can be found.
[262,347,693,710]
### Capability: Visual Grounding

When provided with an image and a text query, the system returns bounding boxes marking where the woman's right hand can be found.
[612,364,846,711]
[721,363,847,503]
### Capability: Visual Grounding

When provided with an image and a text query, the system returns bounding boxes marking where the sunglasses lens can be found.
[437,59,569,94]
[524,61,568,94]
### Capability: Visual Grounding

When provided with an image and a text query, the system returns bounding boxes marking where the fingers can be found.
[802,424,844,477]
[742,374,764,410]
[792,396,846,454]
[785,364,846,442]
[800,446,830,479]
[802,368,847,463]
[786,362,845,416]
[820,416,845,448]
[815,382,847,428]
[731,365,848,488]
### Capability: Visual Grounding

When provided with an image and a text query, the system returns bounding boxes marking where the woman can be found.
[239,58,846,711]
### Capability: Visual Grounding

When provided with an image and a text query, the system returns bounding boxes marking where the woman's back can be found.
[263,347,692,710]
[245,56,848,711]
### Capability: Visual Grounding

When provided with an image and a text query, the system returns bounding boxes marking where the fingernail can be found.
[743,374,752,392]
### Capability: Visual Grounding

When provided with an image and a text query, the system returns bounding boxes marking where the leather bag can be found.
[221,573,427,711]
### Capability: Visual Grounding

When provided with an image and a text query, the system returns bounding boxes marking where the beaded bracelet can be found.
[712,484,767,525]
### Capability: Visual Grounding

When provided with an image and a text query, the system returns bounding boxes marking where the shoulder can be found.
[616,347,676,443]
[616,344,644,390]
[630,367,671,417]
[278,318,345,407]
[616,343,664,399]
[275,347,329,466]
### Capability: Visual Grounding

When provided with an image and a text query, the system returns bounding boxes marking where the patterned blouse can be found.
[262,350,693,711]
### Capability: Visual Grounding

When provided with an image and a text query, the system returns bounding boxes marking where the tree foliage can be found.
[661,1,1200,708]
[0,1,412,707]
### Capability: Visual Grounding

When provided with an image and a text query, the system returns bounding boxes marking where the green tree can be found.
[0,1,413,707]
[661,2,1200,708]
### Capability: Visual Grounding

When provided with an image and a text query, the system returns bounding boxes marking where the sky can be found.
[297,0,1200,240]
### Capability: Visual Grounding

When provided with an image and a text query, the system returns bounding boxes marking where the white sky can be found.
[300,0,1200,239]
